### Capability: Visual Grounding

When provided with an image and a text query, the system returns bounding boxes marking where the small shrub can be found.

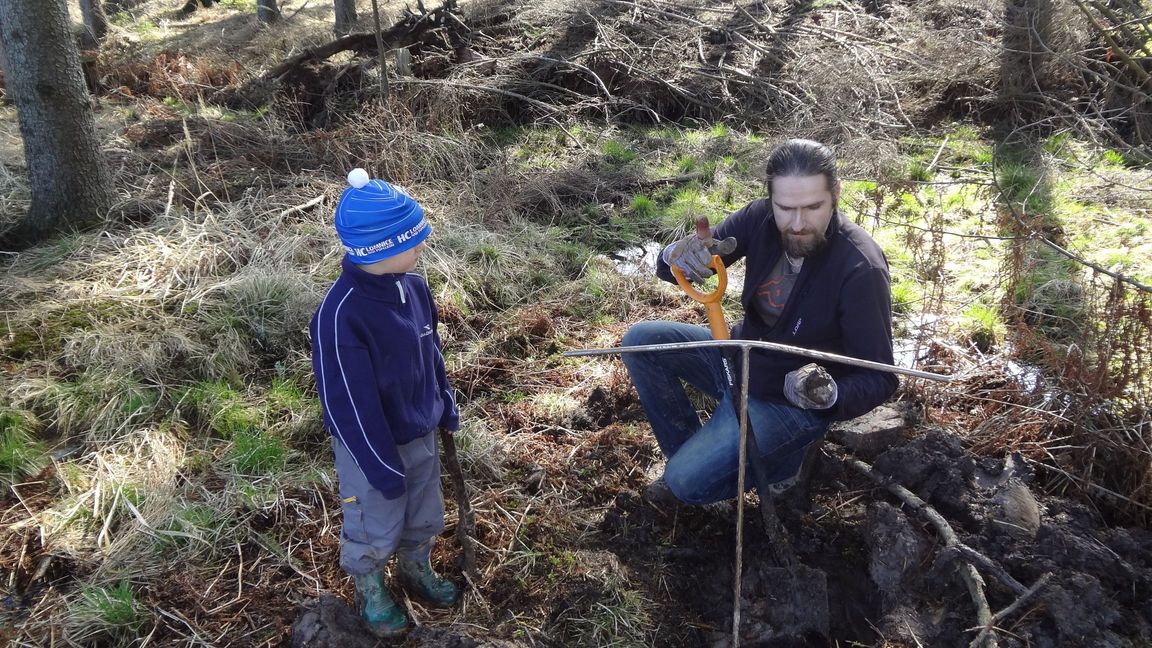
[158,501,230,556]
[904,160,932,182]
[182,381,261,439]
[630,195,656,218]
[890,280,918,315]
[997,161,1051,215]
[957,302,1005,353]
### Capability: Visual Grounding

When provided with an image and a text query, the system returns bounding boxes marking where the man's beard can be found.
[782,230,828,258]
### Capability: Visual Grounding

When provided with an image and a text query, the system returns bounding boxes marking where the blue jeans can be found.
[621,321,829,504]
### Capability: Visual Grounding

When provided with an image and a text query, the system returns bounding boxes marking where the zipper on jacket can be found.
[395,280,406,304]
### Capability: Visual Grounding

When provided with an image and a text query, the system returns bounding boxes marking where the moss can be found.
[182,381,261,439]
[2,300,135,361]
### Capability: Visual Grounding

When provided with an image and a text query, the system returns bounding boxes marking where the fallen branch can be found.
[277,195,324,220]
[263,1,461,81]
[846,457,997,648]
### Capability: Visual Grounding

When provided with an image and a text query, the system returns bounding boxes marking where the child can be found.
[310,168,460,636]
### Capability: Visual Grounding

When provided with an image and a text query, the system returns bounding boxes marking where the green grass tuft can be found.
[601,139,638,165]
[66,580,147,644]
[227,429,288,474]
[0,408,47,489]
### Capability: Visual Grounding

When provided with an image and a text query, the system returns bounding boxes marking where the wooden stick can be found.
[439,428,478,582]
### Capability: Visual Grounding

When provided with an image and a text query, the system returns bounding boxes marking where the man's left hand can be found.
[784,363,838,410]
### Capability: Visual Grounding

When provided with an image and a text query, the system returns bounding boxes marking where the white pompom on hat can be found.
[334,168,431,264]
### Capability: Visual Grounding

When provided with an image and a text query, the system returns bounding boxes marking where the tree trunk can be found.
[0,38,8,90]
[257,0,278,23]
[0,0,112,249]
[79,0,109,46]
[334,0,357,36]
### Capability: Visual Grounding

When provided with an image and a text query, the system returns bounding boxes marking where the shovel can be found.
[671,257,831,645]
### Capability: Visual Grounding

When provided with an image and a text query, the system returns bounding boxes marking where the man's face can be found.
[771,174,839,258]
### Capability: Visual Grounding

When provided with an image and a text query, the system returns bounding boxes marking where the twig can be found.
[846,457,997,647]
[1027,454,1152,513]
[1069,0,1152,85]
[370,0,390,100]
[991,164,1152,294]
[967,573,1054,648]
[277,195,324,219]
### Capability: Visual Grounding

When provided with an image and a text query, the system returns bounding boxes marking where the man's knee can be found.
[622,320,666,348]
[663,462,714,505]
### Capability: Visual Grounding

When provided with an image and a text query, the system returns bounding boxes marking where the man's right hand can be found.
[661,217,737,283]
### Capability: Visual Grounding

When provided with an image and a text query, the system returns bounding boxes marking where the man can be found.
[622,139,897,505]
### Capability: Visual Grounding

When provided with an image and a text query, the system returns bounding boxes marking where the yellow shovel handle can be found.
[670,256,730,341]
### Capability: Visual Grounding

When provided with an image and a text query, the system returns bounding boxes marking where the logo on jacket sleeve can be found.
[791,317,802,336]
[421,324,433,338]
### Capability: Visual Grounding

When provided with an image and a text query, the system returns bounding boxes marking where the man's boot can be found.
[396,557,459,607]
[352,570,408,637]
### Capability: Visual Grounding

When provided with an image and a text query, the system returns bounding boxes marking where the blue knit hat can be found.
[334,168,431,264]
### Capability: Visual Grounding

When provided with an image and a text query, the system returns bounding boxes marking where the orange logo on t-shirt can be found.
[758,277,789,309]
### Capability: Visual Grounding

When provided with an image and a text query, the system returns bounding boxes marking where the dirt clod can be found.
[289,595,378,648]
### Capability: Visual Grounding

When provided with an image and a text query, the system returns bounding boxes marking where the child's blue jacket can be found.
[310,257,459,498]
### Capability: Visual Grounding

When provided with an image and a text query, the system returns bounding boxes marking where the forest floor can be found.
[1,0,1151,647]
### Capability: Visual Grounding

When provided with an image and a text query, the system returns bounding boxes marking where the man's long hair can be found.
[765,139,838,197]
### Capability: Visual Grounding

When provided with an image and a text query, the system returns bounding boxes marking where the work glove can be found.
[784,363,838,410]
[661,217,737,283]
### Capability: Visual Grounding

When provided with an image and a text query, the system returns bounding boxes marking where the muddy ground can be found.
[289,395,1152,648]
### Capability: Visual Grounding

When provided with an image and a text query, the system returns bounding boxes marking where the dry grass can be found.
[2,0,1151,645]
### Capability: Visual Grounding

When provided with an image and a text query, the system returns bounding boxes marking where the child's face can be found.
[358,241,428,275]
[393,241,427,272]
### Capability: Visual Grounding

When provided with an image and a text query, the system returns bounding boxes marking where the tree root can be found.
[846,454,1061,647]
[845,456,997,648]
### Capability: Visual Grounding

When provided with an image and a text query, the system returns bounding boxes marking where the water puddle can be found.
[607,242,663,277]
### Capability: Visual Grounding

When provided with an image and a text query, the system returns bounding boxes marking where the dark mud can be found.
[599,425,1152,647]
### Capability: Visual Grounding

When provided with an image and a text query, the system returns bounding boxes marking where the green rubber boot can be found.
[352,571,408,637]
[396,557,459,607]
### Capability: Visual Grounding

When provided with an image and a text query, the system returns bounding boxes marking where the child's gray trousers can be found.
[332,433,445,576]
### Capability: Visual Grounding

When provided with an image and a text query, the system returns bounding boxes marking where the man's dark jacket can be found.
[656,199,898,421]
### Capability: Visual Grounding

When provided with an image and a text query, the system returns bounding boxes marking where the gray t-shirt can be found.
[753,254,803,327]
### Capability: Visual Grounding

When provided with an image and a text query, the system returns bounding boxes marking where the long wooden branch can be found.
[846,457,997,648]
[265,33,381,80]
